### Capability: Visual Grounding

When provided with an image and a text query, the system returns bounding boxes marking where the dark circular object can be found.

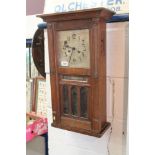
[32,29,46,78]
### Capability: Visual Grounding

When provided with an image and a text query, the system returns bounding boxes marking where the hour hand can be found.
[69,48,74,63]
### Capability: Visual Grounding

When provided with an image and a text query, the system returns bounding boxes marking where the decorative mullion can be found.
[68,85,72,116]
[60,85,64,115]
[77,86,81,118]
[87,87,89,119]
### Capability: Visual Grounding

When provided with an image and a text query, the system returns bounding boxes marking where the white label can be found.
[61,61,69,66]
[44,0,129,15]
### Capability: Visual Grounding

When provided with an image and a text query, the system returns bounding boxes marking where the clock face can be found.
[57,29,90,68]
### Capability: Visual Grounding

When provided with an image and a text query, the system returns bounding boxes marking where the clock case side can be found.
[89,18,110,136]
[46,23,60,126]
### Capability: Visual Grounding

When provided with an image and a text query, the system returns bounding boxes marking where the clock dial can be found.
[57,29,90,68]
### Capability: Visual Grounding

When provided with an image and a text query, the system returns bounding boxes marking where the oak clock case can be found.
[38,8,115,137]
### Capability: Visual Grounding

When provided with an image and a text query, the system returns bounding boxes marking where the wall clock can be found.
[32,29,46,78]
[38,8,115,137]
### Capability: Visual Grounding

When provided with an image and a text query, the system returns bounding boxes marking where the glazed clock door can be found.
[55,23,92,131]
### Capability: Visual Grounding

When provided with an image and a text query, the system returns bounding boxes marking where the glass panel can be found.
[80,87,88,118]
[71,86,78,116]
[30,48,40,78]
[62,75,88,82]
[62,85,69,114]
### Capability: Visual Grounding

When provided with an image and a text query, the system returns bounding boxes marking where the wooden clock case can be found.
[37,8,115,137]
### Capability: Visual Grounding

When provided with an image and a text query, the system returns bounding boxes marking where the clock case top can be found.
[37,8,115,137]
[37,7,115,22]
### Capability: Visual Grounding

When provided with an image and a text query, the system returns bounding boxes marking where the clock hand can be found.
[69,49,73,63]
[69,47,76,63]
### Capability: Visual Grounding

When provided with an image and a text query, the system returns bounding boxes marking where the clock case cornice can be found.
[37,7,115,22]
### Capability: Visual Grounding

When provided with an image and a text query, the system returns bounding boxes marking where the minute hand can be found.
[69,47,75,63]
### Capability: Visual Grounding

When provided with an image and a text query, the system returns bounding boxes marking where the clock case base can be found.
[51,122,111,137]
